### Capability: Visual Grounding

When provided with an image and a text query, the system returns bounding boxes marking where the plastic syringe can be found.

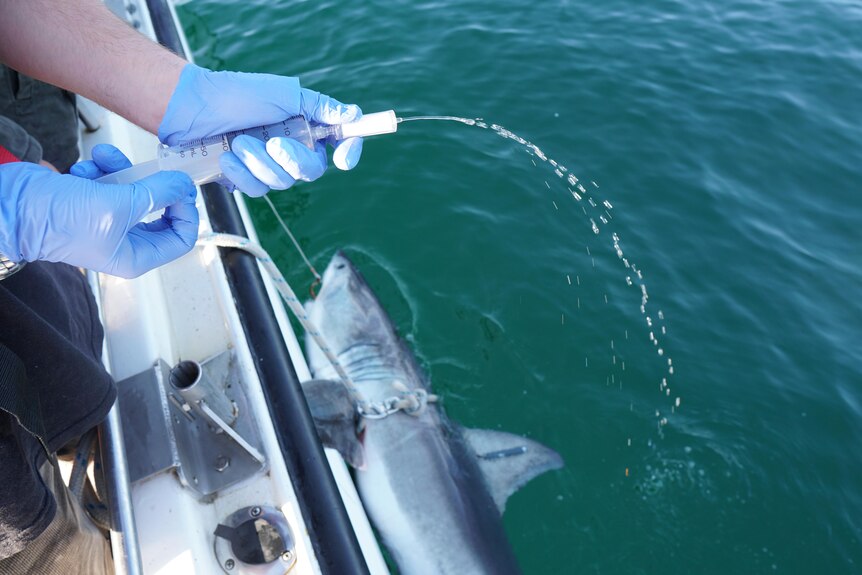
[96,110,399,186]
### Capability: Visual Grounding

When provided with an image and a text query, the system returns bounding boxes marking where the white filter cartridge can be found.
[339,110,398,139]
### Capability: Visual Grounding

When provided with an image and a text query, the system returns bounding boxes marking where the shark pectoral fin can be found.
[462,428,564,515]
[302,379,365,468]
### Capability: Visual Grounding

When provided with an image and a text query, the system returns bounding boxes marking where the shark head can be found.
[305,251,392,374]
[318,250,366,298]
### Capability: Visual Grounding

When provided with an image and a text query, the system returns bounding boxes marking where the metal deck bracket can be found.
[117,351,267,497]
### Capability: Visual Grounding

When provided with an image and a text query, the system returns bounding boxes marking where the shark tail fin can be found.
[462,428,564,514]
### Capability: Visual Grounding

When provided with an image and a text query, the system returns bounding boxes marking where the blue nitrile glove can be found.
[158,63,363,197]
[0,144,199,279]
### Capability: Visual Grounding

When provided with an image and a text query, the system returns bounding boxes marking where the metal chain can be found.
[358,389,438,420]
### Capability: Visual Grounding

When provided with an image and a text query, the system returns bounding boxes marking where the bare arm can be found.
[0,0,185,134]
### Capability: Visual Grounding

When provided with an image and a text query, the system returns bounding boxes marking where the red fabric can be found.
[0,144,20,164]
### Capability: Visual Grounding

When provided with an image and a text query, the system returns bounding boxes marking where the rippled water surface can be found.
[178,1,862,572]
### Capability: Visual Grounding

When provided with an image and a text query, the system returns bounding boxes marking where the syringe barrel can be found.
[93,146,226,186]
[93,112,395,186]
[157,140,227,185]
[95,159,162,185]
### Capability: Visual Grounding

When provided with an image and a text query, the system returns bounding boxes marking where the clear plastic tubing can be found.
[96,110,399,185]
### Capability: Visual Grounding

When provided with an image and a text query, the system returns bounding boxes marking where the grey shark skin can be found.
[304,252,563,575]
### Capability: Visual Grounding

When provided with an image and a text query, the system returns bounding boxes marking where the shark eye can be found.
[335,263,346,269]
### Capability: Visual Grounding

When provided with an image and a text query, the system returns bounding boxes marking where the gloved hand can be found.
[0,144,199,279]
[158,63,363,197]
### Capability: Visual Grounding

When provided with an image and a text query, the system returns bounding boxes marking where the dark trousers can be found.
[0,68,114,573]
[0,458,113,575]
[0,65,79,172]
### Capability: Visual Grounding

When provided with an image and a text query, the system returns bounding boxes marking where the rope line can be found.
[262,194,321,282]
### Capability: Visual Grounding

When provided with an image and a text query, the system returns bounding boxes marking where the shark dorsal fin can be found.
[462,428,564,514]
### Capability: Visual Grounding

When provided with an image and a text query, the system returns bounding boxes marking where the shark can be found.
[303,251,563,575]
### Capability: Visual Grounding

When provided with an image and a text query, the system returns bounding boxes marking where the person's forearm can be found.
[0,0,185,134]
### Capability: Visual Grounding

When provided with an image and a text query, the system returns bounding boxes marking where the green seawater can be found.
[177,1,862,573]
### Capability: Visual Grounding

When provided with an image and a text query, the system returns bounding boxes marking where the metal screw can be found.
[281,550,293,562]
[224,558,235,570]
[250,506,261,518]
[215,456,230,472]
